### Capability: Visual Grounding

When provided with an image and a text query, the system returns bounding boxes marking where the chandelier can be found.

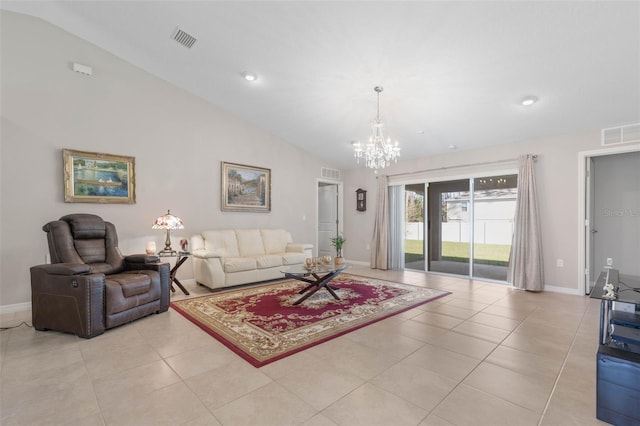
[353,86,400,170]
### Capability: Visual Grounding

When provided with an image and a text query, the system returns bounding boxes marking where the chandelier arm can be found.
[353,85,400,170]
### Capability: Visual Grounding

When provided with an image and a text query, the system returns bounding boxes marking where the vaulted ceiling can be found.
[3,1,639,169]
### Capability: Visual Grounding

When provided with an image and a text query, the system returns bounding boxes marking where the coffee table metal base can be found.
[284,269,344,305]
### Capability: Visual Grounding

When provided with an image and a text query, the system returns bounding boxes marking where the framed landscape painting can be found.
[63,149,136,204]
[221,162,271,212]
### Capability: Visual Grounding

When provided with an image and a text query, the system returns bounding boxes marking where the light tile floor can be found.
[0,266,608,425]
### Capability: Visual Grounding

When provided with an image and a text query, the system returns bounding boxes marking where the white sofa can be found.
[190,229,313,290]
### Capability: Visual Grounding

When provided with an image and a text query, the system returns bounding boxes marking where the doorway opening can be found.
[582,149,640,294]
[317,181,343,258]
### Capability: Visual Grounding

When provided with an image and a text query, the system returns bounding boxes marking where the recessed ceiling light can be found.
[521,95,538,106]
[417,130,425,134]
[448,144,457,150]
[241,72,258,82]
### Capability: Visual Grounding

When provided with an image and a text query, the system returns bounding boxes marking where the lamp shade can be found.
[152,210,184,230]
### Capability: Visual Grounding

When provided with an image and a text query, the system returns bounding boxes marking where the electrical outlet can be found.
[556,259,564,267]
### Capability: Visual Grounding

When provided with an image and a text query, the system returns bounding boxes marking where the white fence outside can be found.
[406,221,513,245]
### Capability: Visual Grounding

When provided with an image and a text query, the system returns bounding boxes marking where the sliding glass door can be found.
[404,184,425,270]
[472,175,517,280]
[427,180,471,275]
[423,174,517,282]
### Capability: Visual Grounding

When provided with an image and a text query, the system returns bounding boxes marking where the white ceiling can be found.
[3,1,640,169]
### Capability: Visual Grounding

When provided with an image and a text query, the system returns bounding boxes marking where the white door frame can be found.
[577,144,640,294]
[316,179,343,257]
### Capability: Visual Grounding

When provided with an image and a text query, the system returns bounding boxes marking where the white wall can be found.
[342,132,640,292]
[3,11,637,307]
[0,11,331,307]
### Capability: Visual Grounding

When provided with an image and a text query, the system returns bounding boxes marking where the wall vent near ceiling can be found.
[321,167,341,180]
[602,123,640,146]
[172,28,197,48]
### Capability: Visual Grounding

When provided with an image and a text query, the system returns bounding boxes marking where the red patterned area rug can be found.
[171,274,451,367]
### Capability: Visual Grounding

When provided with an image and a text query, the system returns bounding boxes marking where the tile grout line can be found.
[536,304,591,426]
[414,290,534,424]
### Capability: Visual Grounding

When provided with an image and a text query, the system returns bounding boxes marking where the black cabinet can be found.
[597,345,640,425]
[590,270,640,425]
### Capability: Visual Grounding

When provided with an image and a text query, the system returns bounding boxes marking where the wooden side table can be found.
[158,251,190,295]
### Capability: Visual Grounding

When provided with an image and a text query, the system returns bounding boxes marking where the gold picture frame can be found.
[63,149,136,204]
[221,162,271,212]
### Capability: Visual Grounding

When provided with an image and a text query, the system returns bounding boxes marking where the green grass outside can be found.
[405,239,511,266]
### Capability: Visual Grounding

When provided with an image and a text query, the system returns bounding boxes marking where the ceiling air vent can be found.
[602,123,640,146]
[172,28,197,48]
[321,167,341,180]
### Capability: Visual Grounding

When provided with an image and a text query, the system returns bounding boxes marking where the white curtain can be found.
[371,175,389,269]
[388,184,405,270]
[508,154,544,291]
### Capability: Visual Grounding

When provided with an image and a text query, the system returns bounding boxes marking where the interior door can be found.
[318,183,338,257]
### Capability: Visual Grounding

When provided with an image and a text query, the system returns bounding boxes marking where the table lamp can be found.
[152,210,184,255]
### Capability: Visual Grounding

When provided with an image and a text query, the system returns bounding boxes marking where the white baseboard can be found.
[544,285,581,295]
[0,302,31,314]
[345,259,369,267]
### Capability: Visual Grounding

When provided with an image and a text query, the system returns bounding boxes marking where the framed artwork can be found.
[63,149,136,204]
[221,162,271,212]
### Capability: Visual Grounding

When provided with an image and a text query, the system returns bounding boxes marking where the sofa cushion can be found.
[203,230,239,257]
[254,255,283,269]
[261,229,290,255]
[236,229,265,257]
[105,271,161,315]
[107,273,151,298]
[224,257,257,273]
[282,252,306,265]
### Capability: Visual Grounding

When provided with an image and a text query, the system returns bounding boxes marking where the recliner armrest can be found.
[125,253,160,264]
[30,265,106,338]
[31,263,91,276]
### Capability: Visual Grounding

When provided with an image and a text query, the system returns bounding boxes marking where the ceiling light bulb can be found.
[521,96,538,106]
[241,72,257,82]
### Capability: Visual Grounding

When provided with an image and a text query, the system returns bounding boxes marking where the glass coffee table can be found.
[281,263,350,305]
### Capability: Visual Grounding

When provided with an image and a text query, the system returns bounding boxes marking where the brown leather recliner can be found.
[30,213,170,338]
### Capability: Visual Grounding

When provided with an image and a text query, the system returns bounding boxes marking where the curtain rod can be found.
[386,154,537,178]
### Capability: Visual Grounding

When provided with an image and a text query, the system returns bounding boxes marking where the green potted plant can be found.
[330,235,346,265]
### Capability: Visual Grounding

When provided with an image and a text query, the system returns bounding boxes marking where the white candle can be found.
[145,241,156,255]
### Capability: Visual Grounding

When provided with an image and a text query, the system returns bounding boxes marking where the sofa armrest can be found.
[286,243,313,253]
[31,263,91,276]
[191,248,225,259]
